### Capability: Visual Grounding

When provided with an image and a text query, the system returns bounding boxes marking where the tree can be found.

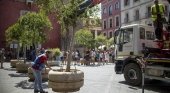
[95,35,108,48]
[6,12,52,61]
[19,12,52,46]
[75,28,94,48]
[108,37,114,47]
[6,23,22,59]
[35,0,100,72]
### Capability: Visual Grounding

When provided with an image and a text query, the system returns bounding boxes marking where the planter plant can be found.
[35,0,100,92]
[47,48,61,66]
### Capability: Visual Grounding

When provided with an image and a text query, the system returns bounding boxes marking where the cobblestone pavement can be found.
[0,62,170,93]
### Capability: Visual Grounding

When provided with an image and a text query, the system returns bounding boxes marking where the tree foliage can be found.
[19,12,52,45]
[6,12,52,46]
[95,35,108,48]
[6,23,22,42]
[75,28,93,48]
[108,37,114,46]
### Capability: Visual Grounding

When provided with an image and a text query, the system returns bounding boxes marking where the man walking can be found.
[151,0,165,40]
[31,50,52,93]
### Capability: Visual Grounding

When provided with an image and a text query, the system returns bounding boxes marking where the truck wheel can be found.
[124,63,142,86]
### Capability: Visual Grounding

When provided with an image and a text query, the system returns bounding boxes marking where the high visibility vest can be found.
[151,4,165,21]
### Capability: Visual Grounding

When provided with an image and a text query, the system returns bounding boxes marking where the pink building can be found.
[101,0,121,38]
[0,0,61,49]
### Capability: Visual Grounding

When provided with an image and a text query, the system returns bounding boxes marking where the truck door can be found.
[114,27,134,59]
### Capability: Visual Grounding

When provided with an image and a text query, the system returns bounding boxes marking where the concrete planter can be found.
[28,67,50,81]
[16,62,30,73]
[47,61,60,66]
[10,59,24,68]
[48,69,84,92]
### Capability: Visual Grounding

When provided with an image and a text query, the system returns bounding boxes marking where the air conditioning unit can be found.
[26,0,33,5]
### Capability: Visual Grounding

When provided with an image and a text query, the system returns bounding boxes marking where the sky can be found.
[97,3,101,18]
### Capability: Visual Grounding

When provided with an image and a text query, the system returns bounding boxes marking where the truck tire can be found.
[124,63,142,86]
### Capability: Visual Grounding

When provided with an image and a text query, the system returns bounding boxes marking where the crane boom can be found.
[78,0,101,15]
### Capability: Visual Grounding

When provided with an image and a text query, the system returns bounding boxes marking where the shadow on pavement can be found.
[3,68,16,71]
[15,80,48,89]
[119,80,170,93]
[8,73,28,77]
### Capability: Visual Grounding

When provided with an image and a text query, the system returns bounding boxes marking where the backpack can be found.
[31,54,45,70]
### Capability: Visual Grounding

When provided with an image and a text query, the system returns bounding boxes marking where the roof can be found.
[121,24,152,28]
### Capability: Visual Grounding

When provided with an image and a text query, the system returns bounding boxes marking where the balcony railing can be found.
[134,15,140,21]
[124,18,129,23]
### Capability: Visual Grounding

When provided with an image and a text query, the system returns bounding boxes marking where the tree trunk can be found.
[66,25,75,72]
[17,42,20,60]
[23,45,26,63]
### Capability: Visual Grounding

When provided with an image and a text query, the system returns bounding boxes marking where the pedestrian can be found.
[31,50,52,93]
[0,48,5,69]
[151,0,165,40]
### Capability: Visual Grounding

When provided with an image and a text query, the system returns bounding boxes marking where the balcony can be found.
[124,18,129,23]
[134,15,140,21]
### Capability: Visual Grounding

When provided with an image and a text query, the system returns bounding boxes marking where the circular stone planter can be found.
[16,62,30,73]
[48,69,84,92]
[28,67,50,81]
[10,59,24,68]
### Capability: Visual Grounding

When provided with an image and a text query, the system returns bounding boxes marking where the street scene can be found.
[1,0,170,93]
[0,62,170,93]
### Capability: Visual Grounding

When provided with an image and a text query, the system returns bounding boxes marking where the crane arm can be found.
[78,0,102,16]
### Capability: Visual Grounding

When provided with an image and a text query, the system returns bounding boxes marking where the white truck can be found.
[114,24,170,85]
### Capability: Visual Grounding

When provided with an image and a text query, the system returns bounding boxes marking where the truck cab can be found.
[114,24,156,73]
[114,24,170,85]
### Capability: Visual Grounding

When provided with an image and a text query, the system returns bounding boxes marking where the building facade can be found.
[101,0,121,38]
[0,0,61,49]
[121,0,169,26]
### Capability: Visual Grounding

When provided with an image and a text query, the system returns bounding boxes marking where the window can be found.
[20,10,29,16]
[104,20,107,29]
[124,0,130,6]
[103,33,106,36]
[140,27,145,39]
[124,13,129,23]
[146,31,154,40]
[119,28,133,43]
[109,32,112,38]
[103,8,107,14]
[109,5,113,15]
[109,18,113,28]
[115,16,120,27]
[124,28,133,43]
[165,5,168,16]
[115,2,120,10]
[146,6,151,18]
[134,9,139,21]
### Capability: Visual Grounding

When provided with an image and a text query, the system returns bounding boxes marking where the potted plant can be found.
[36,0,99,92]
[6,24,24,68]
[47,48,61,66]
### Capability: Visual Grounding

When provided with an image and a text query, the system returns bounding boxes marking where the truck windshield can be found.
[114,28,133,44]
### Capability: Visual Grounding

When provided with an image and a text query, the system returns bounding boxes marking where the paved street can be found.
[0,62,170,93]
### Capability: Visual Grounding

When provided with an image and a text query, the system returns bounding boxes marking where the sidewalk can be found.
[1,62,170,93]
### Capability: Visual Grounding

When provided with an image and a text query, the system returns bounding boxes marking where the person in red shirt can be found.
[31,50,52,93]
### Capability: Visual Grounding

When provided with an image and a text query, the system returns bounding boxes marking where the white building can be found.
[121,0,169,26]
